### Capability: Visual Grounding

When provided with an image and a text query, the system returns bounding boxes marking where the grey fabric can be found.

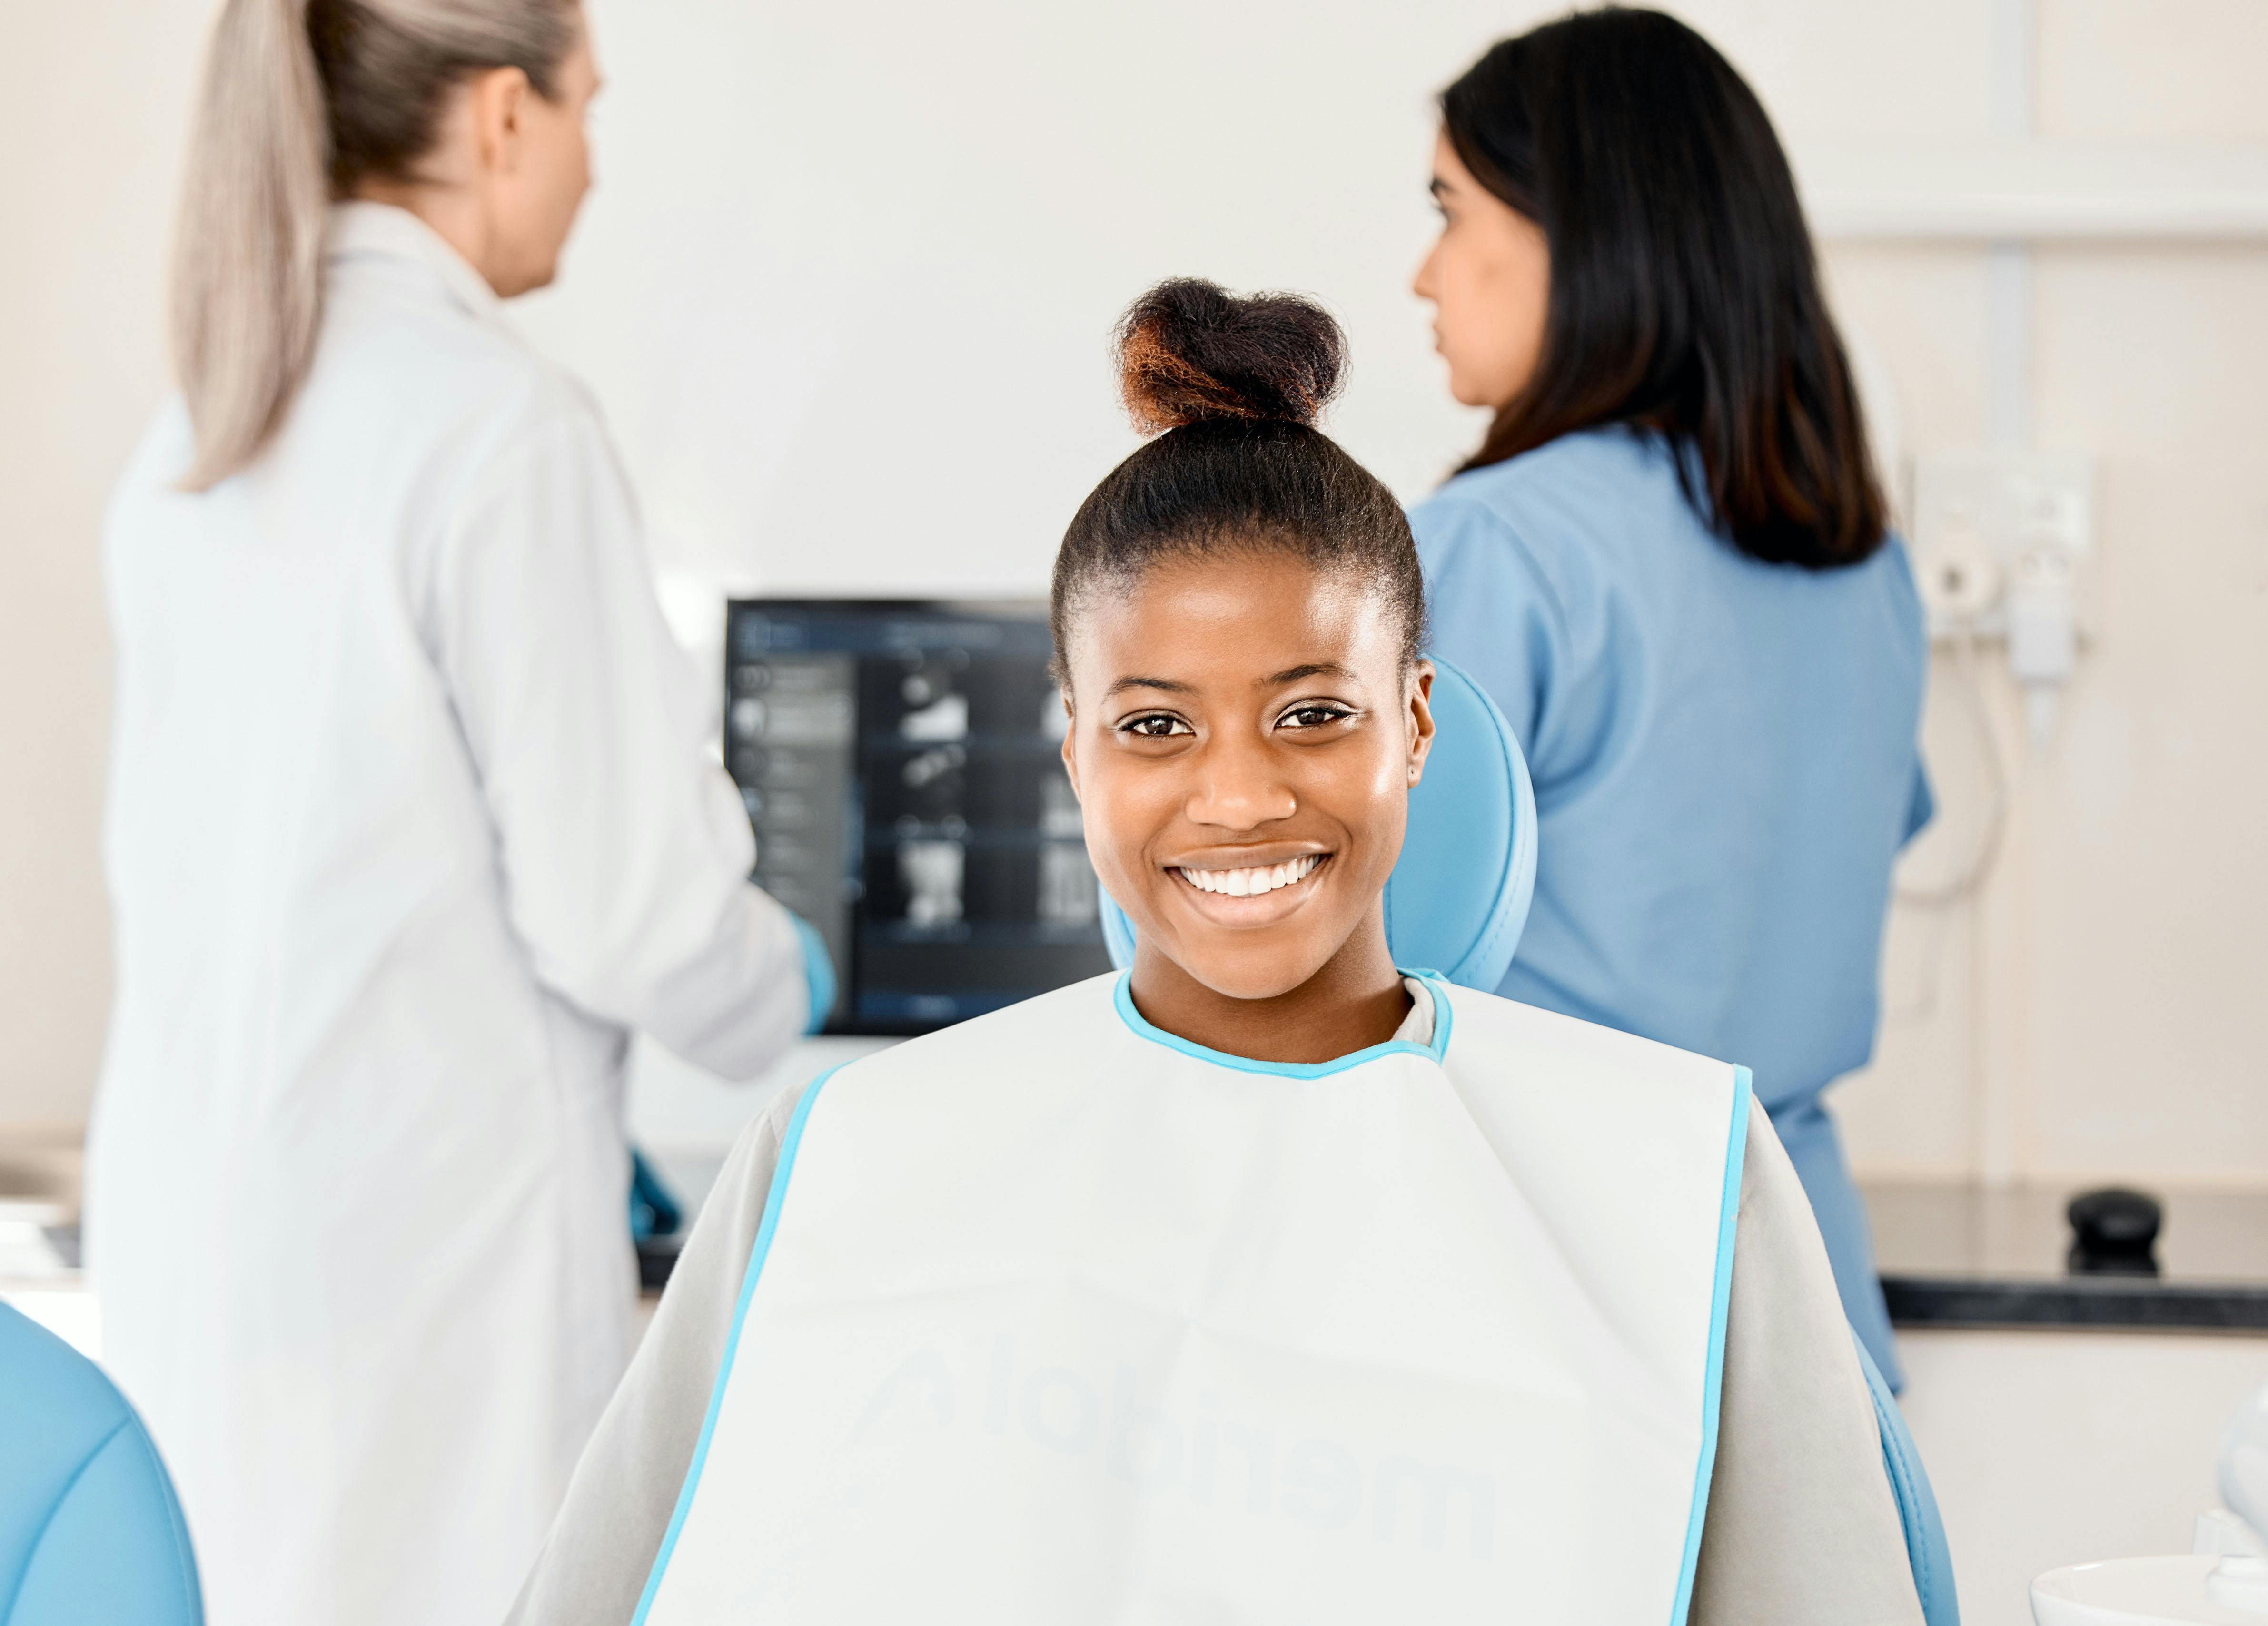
[1693,1110,1925,1624]
[506,987,1921,1626]
[502,1088,793,1626]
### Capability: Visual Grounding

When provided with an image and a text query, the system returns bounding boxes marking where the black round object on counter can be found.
[2067,1187,2162,1276]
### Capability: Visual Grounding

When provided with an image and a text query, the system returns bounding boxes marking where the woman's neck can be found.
[1128,917,1410,1065]
[350,181,508,296]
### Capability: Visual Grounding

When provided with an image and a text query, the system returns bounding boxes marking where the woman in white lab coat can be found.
[85,5,822,1625]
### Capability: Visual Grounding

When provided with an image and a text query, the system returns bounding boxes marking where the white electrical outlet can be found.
[1911,451,2095,641]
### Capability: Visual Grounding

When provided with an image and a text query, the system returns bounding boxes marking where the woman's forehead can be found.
[1069,555,1399,693]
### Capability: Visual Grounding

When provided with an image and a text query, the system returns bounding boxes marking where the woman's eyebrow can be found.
[1105,674,1195,698]
[1261,662,1356,686]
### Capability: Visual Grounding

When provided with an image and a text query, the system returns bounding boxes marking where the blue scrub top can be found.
[1410,426,1930,1382]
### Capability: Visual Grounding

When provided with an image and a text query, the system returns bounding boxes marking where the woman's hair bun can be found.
[1114,278,1347,435]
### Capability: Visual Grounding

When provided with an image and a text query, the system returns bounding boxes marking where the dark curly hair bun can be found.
[1054,276,1424,679]
[1115,278,1347,435]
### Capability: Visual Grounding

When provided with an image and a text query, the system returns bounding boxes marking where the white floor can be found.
[1899,1328,2267,1625]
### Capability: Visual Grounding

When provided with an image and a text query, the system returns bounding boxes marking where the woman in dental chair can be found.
[507,282,1924,1626]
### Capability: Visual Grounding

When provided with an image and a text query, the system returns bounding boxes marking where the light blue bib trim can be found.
[1668,1065,1753,1626]
[630,1064,844,1626]
[1110,968,1456,1077]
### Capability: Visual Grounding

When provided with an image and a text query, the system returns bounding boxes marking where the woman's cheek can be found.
[1084,769,1157,909]
[1355,755,1412,878]
[1443,264,1502,404]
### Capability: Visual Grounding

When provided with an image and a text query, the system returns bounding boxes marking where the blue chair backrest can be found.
[1101,655,1539,989]
[1100,650,1957,1620]
[0,1302,202,1626]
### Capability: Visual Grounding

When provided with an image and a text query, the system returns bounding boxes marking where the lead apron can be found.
[637,973,1751,1626]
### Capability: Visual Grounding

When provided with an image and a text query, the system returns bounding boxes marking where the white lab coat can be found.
[85,202,810,1626]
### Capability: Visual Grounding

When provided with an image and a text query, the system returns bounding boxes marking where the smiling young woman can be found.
[1050,279,1436,1061]
[507,280,1926,1626]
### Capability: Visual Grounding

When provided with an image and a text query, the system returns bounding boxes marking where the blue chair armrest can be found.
[1854,1330,1958,1626]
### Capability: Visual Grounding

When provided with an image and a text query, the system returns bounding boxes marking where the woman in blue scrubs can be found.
[1408,10,1930,1384]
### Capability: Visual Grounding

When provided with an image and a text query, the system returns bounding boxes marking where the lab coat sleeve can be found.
[505,1085,806,1626]
[430,402,811,1078]
[1690,1111,1926,1626]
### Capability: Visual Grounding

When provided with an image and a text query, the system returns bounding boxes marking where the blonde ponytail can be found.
[171,0,328,491]
[170,0,578,490]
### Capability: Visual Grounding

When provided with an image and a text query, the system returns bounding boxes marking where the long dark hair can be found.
[1051,279,1425,680]
[1441,8,1886,569]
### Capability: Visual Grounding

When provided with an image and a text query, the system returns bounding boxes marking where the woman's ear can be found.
[469,65,535,175]
[1058,689,1081,801]
[1405,661,1436,787]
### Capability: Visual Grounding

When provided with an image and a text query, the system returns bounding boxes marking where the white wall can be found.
[1,0,2263,1198]
[1826,0,2268,1188]
[0,0,215,1134]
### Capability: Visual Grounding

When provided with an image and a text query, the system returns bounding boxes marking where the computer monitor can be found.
[724,599,1115,1035]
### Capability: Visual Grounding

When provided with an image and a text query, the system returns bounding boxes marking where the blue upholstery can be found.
[1101,655,1539,990]
[0,1302,201,1626]
[1855,1331,1960,1625]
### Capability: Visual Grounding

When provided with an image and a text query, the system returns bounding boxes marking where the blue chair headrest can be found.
[1099,654,1537,990]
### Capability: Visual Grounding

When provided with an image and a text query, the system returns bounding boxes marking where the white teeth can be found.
[1179,854,1323,897]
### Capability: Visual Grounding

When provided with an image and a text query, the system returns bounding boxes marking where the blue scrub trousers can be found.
[1767,1094,1902,1391]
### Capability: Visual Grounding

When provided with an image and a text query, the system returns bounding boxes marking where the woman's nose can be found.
[1413,240,1441,303]
[1183,736,1297,832]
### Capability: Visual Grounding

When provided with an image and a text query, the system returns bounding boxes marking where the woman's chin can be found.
[1164,940,1343,1006]
[1435,357,1517,411]
[1447,375,1505,411]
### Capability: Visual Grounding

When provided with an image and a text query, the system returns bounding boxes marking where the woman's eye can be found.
[1281,705,1354,730]
[1121,714,1191,739]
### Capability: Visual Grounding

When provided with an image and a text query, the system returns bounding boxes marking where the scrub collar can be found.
[325,200,506,327]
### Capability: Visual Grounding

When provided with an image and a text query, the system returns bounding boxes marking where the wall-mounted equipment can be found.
[1911,449,2095,746]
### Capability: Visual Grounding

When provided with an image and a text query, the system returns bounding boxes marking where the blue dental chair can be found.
[1102,655,1957,1626]
[0,1301,202,1625]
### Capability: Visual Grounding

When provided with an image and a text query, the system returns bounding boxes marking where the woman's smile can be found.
[1167,849,1332,922]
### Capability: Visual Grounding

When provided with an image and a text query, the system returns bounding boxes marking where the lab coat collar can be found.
[326,201,506,325]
